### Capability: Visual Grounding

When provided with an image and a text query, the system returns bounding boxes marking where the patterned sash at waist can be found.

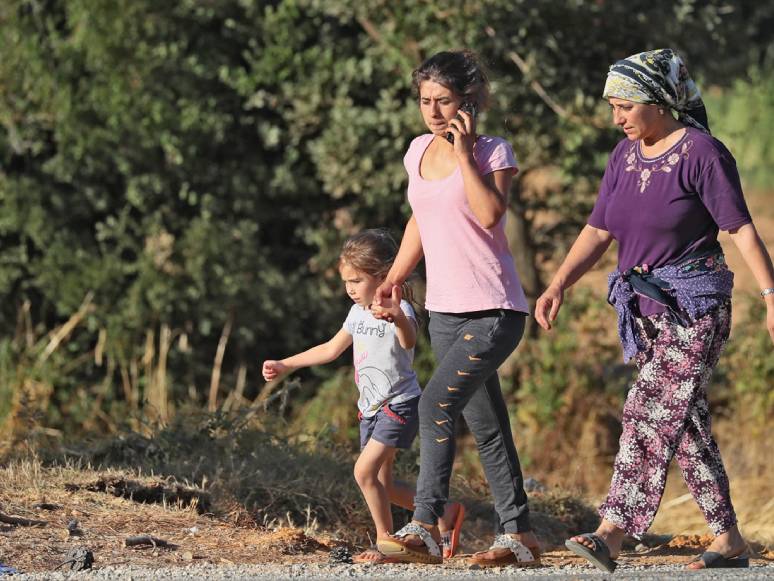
[607,244,733,362]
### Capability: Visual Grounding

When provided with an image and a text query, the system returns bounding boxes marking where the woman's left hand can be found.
[447,107,476,157]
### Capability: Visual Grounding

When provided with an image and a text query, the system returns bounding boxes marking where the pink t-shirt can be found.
[405,134,529,314]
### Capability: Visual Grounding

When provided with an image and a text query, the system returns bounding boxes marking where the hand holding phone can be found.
[446,101,477,144]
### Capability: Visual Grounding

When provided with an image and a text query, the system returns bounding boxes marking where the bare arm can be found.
[262,328,353,381]
[535,225,614,330]
[458,161,513,229]
[728,222,774,342]
[392,306,417,350]
[370,286,417,349]
[385,215,423,286]
[373,216,423,315]
[449,109,513,229]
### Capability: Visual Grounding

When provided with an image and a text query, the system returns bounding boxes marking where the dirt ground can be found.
[0,462,772,575]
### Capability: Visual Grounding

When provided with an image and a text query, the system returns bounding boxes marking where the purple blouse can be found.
[588,127,752,316]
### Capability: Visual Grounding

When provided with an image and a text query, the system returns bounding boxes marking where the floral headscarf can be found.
[603,49,709,133]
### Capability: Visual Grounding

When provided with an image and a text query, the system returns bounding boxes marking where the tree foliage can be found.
[0,0,771,430]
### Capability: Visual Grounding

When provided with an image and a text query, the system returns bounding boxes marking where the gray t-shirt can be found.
[343,300,422,417]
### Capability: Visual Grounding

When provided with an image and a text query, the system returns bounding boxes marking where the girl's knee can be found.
[353,460,378,489]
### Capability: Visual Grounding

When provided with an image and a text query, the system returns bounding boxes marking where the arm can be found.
[373,215,423,309]
[449,110,513,229]
[262,328,353,381]
[392,308,418,350]
[535,225,614,330]
[370,286,417,349]
[727,222,774,342]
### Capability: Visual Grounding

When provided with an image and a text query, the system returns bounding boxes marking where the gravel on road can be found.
[10,562,774,580]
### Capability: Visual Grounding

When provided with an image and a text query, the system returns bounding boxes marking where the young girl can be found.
[262,229,464,563]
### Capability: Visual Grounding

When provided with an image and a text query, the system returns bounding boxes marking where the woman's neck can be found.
[641,119,686,156]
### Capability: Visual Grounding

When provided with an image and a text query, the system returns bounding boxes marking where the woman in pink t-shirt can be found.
[372,51,539,567]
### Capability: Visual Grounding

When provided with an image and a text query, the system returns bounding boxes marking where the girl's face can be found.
[418,80,463,137]
[608,97,663,141]
[340,263,382,307]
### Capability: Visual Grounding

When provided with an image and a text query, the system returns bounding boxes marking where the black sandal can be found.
[565,533,617,573]
[692,551,749,569]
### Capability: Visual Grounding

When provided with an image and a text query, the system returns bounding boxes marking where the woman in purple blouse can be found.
[536,49,774,572]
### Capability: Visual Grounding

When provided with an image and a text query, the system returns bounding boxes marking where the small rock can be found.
[67,519,83,537]
[523,477,547,493]
[329,545,353,564]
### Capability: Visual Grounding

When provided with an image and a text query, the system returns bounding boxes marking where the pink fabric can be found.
[404,134,529,314]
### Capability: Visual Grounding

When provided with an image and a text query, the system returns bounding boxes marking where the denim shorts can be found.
[359,396,419,450]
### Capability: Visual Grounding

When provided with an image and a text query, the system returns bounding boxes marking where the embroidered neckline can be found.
[636,128,690,162]
[624,138,694,194]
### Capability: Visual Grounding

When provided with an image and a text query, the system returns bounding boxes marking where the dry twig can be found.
[125,535,178,549]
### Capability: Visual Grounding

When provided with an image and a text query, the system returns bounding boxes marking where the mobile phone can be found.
[446,101,477,144]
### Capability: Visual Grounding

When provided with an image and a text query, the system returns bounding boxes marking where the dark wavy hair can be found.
[411,50,490,109]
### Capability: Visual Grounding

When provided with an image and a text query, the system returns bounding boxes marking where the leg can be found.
[573,307,737,558]
[413,311,526,527]
[379,454,414,510]
[670,305,747,568]
[463,372,530,533]
[464,370,538,557]
[354,439,398,539]
[379,452,465,558]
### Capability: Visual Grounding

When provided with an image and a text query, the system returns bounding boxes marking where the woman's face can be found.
[608,97,662,141]
[418,80,463,137]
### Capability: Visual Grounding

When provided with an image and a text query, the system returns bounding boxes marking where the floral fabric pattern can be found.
[624,140,693,193]
[599,303,736,537]
[603,48,709,133]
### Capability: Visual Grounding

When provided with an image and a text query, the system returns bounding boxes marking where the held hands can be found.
[371,284,403,322]
[535,285,564,331]
[447,107,476,157]
[262,359,290,382]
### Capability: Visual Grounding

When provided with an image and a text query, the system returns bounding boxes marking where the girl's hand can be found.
[766,299,774,344]
[371,285,403,321]
[262,360,289,382]
[447,107,476,158]
[372,280,397,321]
[535,285,564,331]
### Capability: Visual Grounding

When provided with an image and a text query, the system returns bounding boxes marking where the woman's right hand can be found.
[262,360,288,381]
[535,285,564,331]
[371,280,397,320]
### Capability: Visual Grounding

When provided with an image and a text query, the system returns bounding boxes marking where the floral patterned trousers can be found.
[599,302,736,536]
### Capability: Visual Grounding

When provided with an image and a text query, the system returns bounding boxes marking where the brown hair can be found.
[411,50,490,110]
[339,229,417,307]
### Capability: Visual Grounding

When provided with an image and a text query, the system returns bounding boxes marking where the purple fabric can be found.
[608,252,733,362]
[589,128,751,316]
[599,303,736,536]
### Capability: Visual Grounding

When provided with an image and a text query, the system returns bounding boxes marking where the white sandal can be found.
[377,523,443,564]
[468,534,541,567]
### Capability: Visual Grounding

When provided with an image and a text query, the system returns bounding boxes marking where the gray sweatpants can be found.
[413,309,531,533]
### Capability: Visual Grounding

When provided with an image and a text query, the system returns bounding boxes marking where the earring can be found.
[658,108,665,115]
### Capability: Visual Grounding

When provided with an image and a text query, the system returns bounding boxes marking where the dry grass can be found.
[0,449,771,574]
[0,458,344,573]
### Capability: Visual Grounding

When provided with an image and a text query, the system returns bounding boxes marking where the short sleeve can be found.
[696,153,752,231]
[588,145,623,231]
[476,138,518,176]
[342,306,356,334]
[399,300,418,329]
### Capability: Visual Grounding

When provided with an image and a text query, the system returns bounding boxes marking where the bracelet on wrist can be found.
[761,287,774,298]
